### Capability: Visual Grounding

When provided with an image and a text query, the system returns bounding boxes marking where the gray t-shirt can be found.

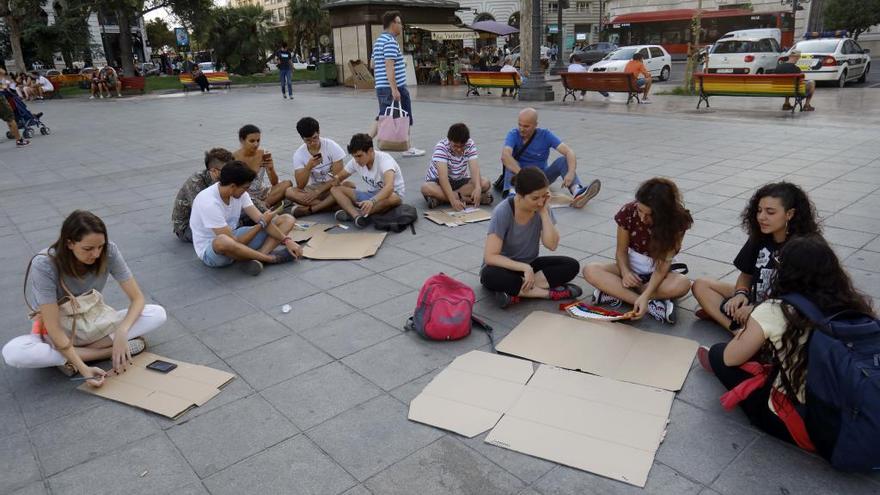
[487,198,556,263]
[27,241,132,308]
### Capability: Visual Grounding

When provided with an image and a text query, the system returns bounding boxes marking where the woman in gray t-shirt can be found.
[1,211,167,386]
[480,168,582,308]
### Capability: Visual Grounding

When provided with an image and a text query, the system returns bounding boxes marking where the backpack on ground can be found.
[405,273,494,349]
[779,293,880,471]
[372,204,417,234]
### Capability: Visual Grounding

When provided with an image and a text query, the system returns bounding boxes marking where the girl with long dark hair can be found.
[583,177,693,323]
[692,182,819,333]
[698,234,874,444]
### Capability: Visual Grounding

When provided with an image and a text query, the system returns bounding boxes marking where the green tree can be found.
[205,5,272,74]
[146,17,175,51]
[824,0,880,39]
[286,0,328,58]
[0,0,44,72]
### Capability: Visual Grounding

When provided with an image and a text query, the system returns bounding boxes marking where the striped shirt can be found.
[372,32,406,89]
[425,138,478,181]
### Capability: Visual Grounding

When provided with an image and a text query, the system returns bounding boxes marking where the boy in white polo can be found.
[329,133,404,228]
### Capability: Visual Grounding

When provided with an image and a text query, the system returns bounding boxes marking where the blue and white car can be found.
[783,35,871,87]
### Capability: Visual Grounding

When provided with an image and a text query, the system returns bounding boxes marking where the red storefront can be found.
[608,8,795,56]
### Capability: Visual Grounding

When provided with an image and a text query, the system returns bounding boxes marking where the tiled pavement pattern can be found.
[1,85,879,495]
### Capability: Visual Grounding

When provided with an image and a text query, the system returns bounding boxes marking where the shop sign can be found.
[431,31,478,40]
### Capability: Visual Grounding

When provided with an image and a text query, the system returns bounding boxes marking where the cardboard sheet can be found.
[302,230,386,260]
[485,365,674,487]
[496,311,698,391]
[424,208,492,227]
[290,222,334,243]
[78,352,234,419]
[408,350,534,437]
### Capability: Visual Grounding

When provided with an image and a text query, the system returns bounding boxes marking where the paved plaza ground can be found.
[1,82,880,495]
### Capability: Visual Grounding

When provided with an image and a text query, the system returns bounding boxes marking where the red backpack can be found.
[405,273,494,347]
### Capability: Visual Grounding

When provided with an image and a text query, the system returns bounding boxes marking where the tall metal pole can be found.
[550,1,566,74]
[519,0,555,100]
[598,1,604,42]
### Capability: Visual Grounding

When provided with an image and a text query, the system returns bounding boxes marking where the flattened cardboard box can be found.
[78,352,234,419]
[424,208,491,227]
[496,311,698,391]
[302,231,386,260]
[291,222,334,243]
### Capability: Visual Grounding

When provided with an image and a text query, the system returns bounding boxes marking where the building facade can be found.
[231,0,291,25]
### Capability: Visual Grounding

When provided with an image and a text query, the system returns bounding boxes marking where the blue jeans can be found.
[503,156,582,193]
[280,69,292,96]
[200,226,269,268]
[376,85,414,125]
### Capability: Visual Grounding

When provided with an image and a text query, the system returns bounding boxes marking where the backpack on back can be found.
[372,204,417,234]
[780,293,880,471]
[405,273,494,348]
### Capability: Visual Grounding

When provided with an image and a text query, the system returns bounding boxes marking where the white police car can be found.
[784,31,871,87]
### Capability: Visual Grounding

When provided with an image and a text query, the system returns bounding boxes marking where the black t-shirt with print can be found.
[733,237,782,304]
[275,49,293,70]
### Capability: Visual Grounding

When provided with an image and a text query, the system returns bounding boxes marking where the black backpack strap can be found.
[471,314,496,352]
[670,262,689,275]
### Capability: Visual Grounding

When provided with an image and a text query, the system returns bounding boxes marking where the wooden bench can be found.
[179,72,232,92]
[559,72,642,104]
[460,71,521,97]
[120,76,146,94]
[695,73,807,113]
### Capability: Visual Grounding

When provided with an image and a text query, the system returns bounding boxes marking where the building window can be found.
[576,2,589,12]
[548,2,558,13]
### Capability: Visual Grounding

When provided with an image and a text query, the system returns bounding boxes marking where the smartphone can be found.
[146,360,177,373]
[262,152,272,162]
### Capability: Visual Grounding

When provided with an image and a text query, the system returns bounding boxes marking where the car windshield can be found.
[712,40,755,54]
[198,62,214,71]
[605,48,638,60]
[794,40,840,53]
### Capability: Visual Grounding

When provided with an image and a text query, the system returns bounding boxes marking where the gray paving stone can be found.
[47,433,198,495]
[382,258,462,289]
[167,395,298,477]
[0,432,41,494]
[300,312,400,359]
[533,462,702,495]
[195,312,291,359]
[204,434,357,495]
[711,436,877,495]
[365,436,525,495]
[150,275,231,310]
[172,293,260,332]
[0,391,26,439]
[341,485,373,495]
[238,274,324,309]
[148,333,220,366]
[173,482,211,495]
[273,291,359,333]
[396,234,465,256]
[30,402,159,475]
[328,274,411,309]
[263,361,382,430]
[352,245,421,273]
[342,334,455,391]
[844,248,880,273]
[299,261,375,290]
[9,482,48,495]
[226,334,332,390]
[5,368,105,428]
[388,369,441,405]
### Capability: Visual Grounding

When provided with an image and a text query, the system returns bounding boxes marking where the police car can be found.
[783,31,871,87]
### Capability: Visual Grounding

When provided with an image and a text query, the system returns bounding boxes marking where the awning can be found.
[470,20,519,36]
[611,8,757,24]
[408,24,478,41]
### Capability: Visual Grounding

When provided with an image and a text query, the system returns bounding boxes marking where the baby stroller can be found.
[3,89,50,139]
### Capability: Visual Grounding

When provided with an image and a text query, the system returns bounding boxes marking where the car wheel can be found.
[756,68,764,74]
[838,69,847,88]
[660,65,671,81]
[857,63,869,83]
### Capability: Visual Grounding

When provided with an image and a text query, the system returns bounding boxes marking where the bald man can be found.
[500,108,600,208]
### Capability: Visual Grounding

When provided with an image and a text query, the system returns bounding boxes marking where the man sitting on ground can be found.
[421,122,491,210]
[189,161,301,276]
[288,117,347,216]
[171,147,234,242]
[624,52,652,102]
[775,50,816,112]
[501,108,601,208]
[330,133,405,228]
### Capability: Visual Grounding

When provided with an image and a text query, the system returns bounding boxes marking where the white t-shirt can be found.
[292,137,346,185]
[189,183,254,259]
[344,150,405,196]
[567,63,587,73]
[37,76,54,91]
[500,65,517,73]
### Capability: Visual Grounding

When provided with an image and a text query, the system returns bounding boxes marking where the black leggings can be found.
[480,256,580,296]
[708,343,794,444]
[195,74,209,92]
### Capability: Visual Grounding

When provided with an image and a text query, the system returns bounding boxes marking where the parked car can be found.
[782,35,871,87]
[139,62,160,76]
[707,28,783,75]
[590,45,673,81]
[198,61,218,73]
[569,42,619,65]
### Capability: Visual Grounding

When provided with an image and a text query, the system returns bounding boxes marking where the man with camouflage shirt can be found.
[171,148,234,241]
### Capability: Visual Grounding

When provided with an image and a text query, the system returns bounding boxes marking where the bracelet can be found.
[734,289,750,299]
[258,219,267,229]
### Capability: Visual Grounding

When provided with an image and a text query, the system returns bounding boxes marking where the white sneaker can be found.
[99,94,104,99]
[578,94,584,101]
[648,299,675,324]
[89,95,95,99]
[401,147,425,158]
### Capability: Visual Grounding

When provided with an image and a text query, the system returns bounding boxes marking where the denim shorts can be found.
[376,85,413,125]
[200,226,269,268]
[355,190,380,202]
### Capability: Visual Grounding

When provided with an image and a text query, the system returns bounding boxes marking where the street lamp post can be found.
[550,0,566,75]
[519,0,555,101]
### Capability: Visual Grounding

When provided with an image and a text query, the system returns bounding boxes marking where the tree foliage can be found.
[146,17,175,51]
[205,5,272,75]
[824,0,880,39]
[0,0,44,71]
[285,0,329,57]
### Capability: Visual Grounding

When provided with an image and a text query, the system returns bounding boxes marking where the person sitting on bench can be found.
[775,50,816,112]
[330,133,405,228]
[420,123,491,210]
[624,52,652,102]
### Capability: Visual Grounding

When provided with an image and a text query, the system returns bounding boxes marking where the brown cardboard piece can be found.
[485,365,674,487]
[302,230,386,260]
[345,60,375,89]
[290,222,334,243]
[78,352,234,419]
[495,311,698,391]
[423,208,492,227]
[408,351,534,437]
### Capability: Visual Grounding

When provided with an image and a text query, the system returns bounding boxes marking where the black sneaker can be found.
[16,139,29,147]
[592,288,621,307]
[354,215,371,229]
[493,291,520,309]
[334,209,352,222]
[239,259,263,276]
[599,91,610,97]
[424,195,439,210]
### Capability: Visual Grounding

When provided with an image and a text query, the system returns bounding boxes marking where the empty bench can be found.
[179,72,232,92]
[695,73,807,113]
[460,71,521,97]
[560,72,641,104]
[120,76,146,94]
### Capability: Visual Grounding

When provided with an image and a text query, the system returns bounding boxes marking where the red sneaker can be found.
[697,346,713,374]
[695,307,711,321]
[548,283,584,301]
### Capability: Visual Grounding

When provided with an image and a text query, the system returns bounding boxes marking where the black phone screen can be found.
[146,360,177,373]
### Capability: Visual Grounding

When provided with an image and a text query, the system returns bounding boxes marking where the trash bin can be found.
[317,62,338,87]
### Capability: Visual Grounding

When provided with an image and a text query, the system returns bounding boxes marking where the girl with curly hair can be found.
[692,182,819,333]
[583,178,693,323]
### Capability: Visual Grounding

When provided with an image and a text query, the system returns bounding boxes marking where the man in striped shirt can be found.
[420,123,491,210]
[370,10,425,158]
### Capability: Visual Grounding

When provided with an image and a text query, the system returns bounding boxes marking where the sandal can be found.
[480,191,494,205]
[803,105,815,112]
[781,103,793,111]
